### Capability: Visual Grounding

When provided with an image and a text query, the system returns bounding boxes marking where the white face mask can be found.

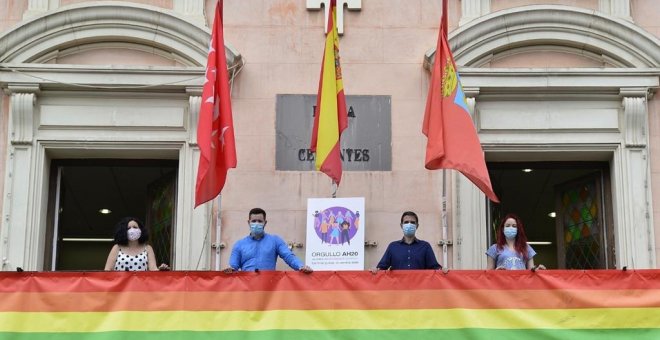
[127,228,142,241]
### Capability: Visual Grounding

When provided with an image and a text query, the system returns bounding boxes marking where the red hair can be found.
[495,213,529,259]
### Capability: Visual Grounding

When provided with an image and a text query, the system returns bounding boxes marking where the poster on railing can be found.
[306,197,365,270]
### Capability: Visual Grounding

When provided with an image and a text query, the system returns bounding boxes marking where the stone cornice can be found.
[0,63,205,91]
[457,68,659,94]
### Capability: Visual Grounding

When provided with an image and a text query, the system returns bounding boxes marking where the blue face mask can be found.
[503,226,517,239]
[402,223,417,237]
[250,223,265,236]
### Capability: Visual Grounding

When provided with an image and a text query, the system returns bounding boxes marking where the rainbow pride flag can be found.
[1,270,659,339]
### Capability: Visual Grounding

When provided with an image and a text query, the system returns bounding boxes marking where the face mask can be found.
[250,223,265,236]
[127,228,141,241]
[503,226,517,239]
[402,223,417,237]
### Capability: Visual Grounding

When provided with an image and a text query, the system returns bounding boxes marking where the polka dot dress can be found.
[113,247,149,271]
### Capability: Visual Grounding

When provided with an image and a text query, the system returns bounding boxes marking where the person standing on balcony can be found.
[224,208,313,273]
[374,211,441,271]
[104,217,170,271]
[486,213,546,270]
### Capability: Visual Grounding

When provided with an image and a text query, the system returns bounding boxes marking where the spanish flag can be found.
[423,0,498,202]
[2,271,660,338]
[310,0,348,185]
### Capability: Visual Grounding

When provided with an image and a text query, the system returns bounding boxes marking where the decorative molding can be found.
[621,88,649,148]
[599,0,632,21]
[7,84,39,145]
[622,96,647,148]
[0,64,205,91]
[306,0,362,35]
[459,0,491,26]
[188,94,201,145]
[424,5,660,68]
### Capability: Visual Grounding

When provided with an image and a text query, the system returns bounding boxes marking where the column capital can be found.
[188,95,202,146]
[9,92,36,145]
[619,87,650,98]
[4,83,40,95]
[621,95,647,148]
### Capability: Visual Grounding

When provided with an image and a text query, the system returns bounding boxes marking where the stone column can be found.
[617,87,655,268]
[1,84,39,271]
[452,87,489,269]
[173,88,212,270]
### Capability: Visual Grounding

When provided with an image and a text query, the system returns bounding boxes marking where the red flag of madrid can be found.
[195,0,236,207]
[422,0,499,202]
[310,0,348,185]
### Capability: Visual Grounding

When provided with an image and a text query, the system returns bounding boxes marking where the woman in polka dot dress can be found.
[104,217,169,271]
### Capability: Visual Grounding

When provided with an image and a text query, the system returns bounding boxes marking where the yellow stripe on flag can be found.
[315,5,343,170]
[2,308,660,332]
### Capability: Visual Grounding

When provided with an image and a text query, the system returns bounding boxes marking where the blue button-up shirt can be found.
[376,238,441,270]
[229,233,303,271]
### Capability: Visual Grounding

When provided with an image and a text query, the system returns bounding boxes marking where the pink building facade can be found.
[0,0,658,271]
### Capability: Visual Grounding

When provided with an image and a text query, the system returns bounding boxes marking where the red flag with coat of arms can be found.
[195,0,236,207]
[422,0,499,203]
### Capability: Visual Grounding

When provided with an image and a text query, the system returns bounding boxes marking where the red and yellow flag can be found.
[310,0,348,185]
[422,0,498,202]
[195,0,236,207]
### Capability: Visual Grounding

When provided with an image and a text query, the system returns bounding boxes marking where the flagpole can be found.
[214,195,222,270]
[441,169,448,268]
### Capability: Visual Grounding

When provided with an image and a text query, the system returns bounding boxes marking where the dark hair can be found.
[496,213,529,258]
[113,217,149,246]
[400,211,419,224]
[249,207,267,219]
[341,221,350,226]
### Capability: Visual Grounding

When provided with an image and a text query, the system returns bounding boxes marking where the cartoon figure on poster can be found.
[306,197,365,270]
[313,207,359,246]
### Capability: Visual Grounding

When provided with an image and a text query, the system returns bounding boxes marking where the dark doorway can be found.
[45,159,178,271]
[488,162,615,269]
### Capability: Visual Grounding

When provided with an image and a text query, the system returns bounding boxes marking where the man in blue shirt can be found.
[224,208,313,273]
[375,211,441,271]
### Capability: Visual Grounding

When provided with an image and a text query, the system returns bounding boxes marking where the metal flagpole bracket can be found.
[211,242,226,249]
[437,240,453,246]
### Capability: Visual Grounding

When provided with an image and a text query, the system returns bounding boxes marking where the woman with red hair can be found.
[486,213,545,270]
